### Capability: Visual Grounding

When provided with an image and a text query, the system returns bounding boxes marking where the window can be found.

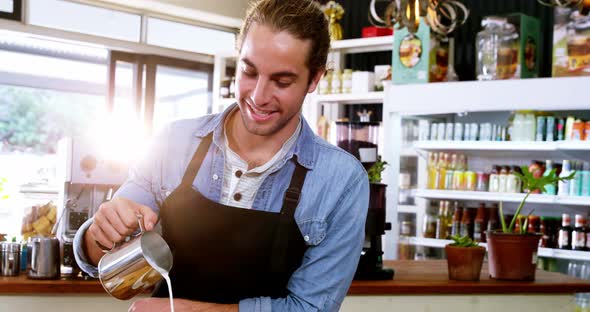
[29,0,141,42]
[147,17,236,55]
[0,0,21,21]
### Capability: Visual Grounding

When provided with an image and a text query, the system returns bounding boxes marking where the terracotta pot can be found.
[445,245,486,281]
[486,231,542,281]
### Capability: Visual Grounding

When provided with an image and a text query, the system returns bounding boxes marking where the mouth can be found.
[245,101,276,122]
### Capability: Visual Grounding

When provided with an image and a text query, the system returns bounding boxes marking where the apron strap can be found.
[280,156,308,218]
[181,133,213,187]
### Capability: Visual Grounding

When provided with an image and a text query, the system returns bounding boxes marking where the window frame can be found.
[0,0,22,21]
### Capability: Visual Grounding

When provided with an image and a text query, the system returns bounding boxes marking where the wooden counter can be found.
[2,260,590,295]
[349,260,590,295]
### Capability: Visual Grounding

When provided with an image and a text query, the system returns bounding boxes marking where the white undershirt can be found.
[220,109,302,209]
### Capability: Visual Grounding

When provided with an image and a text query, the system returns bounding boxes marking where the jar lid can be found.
[1,242,21,252]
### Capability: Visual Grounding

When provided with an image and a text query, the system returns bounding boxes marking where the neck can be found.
[226,109,299,169]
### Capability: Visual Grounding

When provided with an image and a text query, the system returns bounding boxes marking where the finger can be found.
[136,204,158,231]
[93,212,124,243]
[89,223,112,251]
[114,200,143,232]
[103,205,133,236]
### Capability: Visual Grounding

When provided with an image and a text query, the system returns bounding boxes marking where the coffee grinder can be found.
[56,137,129,278]
[335,122,394,280]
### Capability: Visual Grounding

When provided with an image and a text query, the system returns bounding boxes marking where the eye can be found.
[241,64,257,77]
[275,80,292,88]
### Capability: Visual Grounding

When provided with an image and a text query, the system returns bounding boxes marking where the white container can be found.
[351,71,375,93]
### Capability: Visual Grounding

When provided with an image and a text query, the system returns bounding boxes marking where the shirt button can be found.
[212,174,219,181]
[233,193,242,201]
[304,235,310,242]
[235,170,243,178]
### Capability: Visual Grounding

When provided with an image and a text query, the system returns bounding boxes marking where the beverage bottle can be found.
[446,154,457,190]
[489,165,500,192]
[558,213,573,250]
[450,202,462,237]
[436,153,449,190]
[498,166,509,193]
[316,105,330,141]
[572,214,587,251]
[460,208,473,239]
[436,201,449,240]
[581,162,590,197]
[558,160,572,196]
[543,160,557,195]
[506,166,519,193]
[427,152,439,189]
[474,203,487,243]
[570,161,582,197]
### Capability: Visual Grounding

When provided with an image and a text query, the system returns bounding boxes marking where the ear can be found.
[306,67,326,94]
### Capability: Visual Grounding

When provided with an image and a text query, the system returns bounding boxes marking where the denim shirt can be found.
[74,104,369,312]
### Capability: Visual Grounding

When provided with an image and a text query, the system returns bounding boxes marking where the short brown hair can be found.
[237,0,330,81]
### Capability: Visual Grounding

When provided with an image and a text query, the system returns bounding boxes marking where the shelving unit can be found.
[382,76,590,261]
[212,52,237,114]
[313,91,385,105]
[415,189,590,206]
[409,237,590,261]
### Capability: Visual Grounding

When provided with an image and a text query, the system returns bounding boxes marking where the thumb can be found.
[137,204,158,231]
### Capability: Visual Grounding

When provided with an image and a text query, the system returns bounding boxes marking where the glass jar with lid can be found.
[567,11,590,72]
[476,17,520,80]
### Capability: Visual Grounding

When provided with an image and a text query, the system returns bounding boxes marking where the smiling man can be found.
[74,1,369,311]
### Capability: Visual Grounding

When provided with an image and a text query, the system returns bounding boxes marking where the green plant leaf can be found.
[499,201,507,233]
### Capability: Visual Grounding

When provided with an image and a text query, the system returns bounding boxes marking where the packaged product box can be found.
[552,7,590,77]
[503,13,541,79]
[392,19,451,84]
[373,65,391,91]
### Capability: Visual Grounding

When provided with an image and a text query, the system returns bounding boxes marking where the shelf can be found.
[385,77,590,116]
[398,205,417,213]
[414,189,590,207]
[408,237,590,261]
[313,91,384,104]
[330,36,393,54]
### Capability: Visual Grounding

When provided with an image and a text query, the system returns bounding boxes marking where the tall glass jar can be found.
[476,17,520,81]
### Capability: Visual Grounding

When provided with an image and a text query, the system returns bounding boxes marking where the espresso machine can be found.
[56,137,129,278]
[336,122,394,280]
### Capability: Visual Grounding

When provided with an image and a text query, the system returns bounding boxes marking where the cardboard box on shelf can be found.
[391,19,451,84]
[552,7,590,77]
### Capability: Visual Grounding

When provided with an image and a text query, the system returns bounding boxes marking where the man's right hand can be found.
[83,197,158,266]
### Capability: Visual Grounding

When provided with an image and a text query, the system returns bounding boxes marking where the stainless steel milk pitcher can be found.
[98,215,173,300]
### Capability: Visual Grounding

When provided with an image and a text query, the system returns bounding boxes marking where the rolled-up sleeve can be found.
[239,171,369,312]
[73,125,170,276]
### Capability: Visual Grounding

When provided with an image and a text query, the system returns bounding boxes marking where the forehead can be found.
[239,23,311,73]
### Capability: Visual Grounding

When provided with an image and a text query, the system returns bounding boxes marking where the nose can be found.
[251,77,272,106]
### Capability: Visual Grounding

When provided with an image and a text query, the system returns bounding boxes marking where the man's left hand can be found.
[128,298,238,312]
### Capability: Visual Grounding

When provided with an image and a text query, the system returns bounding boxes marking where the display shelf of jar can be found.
[313,91,385,105]
[415,189,590,206]
[385,77,590,116]
[329,36,393,54]
[408,237,590,261]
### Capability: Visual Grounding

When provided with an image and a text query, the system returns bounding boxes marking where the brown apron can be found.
[152,133,308,303]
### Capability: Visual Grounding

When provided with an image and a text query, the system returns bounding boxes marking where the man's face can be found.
[235,23,321,137]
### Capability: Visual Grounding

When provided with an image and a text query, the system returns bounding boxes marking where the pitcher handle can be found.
[98,214,146,253]
[135,214,145,236]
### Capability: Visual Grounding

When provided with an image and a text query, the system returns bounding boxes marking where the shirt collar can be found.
[193,103,316,170]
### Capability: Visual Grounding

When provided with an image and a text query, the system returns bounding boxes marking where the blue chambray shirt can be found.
[74,104,369,312]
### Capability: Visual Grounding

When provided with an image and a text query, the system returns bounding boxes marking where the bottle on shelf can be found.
[423,207,438,239]
[489,165,500,192]
[460,207,473,239]
[427,152,439,190]
[452,154,467,191]
[331,69,342,94]
[527,215,540,233]
[558,213,573,250]
[558,160,572,196]
[572,214,587,251]
[581,162,590,197]
[451,201,462,237]
[436,153,449,190]
[543,160,557,195]
[436,201,449,240]
[317,105,330,141]
[570,161,582,197]
[446,154,457,191]
[505,166,520,193]
[498,166,509,193]
[474,203,487,243]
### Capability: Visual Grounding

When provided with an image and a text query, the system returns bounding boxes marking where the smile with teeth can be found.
[249,102,274,116]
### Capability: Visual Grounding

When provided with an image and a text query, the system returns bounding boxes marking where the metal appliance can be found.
[56,137,129,279]
[336,122,394,280]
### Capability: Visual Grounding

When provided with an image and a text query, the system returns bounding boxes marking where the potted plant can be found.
[486,165,574,281]
[445,235,486,281]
